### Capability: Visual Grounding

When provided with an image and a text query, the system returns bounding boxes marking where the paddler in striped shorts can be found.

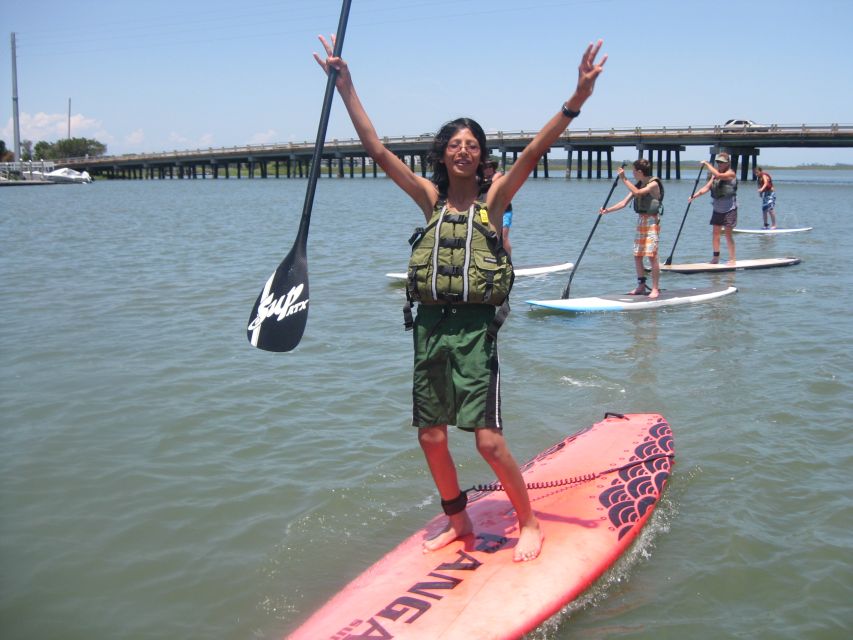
[600,158,664,298]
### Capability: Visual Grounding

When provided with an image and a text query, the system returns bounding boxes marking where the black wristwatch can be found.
[561,103,581,119]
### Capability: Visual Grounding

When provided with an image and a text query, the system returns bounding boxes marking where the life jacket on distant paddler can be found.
[710,176,737,198]
[632,178,665,215]
[403,199,514,339]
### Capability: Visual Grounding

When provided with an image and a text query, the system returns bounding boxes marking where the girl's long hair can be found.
[428,117,488,198]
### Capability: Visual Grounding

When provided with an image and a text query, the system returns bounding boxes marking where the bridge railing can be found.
[57,123,852,164]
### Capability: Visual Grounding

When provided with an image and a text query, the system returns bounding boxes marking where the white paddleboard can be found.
[385,261,573,281]
[733,227,813,234]
[661,257,800,274]
[526,285,737,312]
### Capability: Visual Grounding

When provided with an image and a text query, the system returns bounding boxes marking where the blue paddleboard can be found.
[526,285,737,312]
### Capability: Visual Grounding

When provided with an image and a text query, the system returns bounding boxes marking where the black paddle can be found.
[560,164,626,299]
[664,163,705,266]
[247,0,352,352]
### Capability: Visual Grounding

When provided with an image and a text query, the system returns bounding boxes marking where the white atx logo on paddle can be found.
[248,276,309,343]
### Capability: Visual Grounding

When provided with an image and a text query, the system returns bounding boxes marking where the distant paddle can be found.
[247,0,352,352]
[560,165,625,299]
[664,164,705,266]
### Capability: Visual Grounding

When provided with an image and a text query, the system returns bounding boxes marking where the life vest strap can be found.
[483,270,494,303]
[403,300,414,331]
[403,298,511,340]
[438,237,466,248]
[486,299,511,342]
[437,265,464,277]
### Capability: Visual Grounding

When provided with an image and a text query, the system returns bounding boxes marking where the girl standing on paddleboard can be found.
[314,36,606,562]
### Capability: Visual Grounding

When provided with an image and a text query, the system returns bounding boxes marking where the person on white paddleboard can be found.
[314,35,606,562]
[689,152,738,264]
[600,158,664,299]
[754,166,777,229]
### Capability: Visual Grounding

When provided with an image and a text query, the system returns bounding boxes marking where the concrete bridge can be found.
[59,123,852,181]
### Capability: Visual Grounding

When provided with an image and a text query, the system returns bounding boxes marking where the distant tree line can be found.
[0,137,107,161]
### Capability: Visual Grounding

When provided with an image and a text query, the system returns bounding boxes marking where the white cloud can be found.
[250,129,278,144]
[125,129,145,145]
[2,112,104,142]
[167,132,215,149]
[168,131,190,146]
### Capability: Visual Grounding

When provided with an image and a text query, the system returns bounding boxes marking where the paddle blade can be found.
[247,246,309,352]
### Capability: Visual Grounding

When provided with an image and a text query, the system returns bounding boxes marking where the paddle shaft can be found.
[246,0,352,352]
[295,0,352,246]
[664,163,705,266]
[561,167,625,299]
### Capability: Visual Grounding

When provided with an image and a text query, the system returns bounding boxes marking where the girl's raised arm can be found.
[314,35,436,217]
[488,40,607,227]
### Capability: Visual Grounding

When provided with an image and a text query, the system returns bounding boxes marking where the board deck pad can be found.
[733,227,812,234]
[287,413,674,640]
[526,285,736,312]
[661,257,800,273]
[386,261,573,281]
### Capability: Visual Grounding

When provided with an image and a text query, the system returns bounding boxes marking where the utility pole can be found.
[68,98,71,139]
[11,32,22,161]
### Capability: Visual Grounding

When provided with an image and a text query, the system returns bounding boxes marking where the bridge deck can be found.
[35,123,853,180]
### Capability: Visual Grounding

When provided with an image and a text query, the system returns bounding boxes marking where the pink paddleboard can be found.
[287,413,674,640]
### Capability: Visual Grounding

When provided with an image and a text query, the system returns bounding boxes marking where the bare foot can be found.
[727,258,736,265]
[513,523,544,562]
[648,288,660,299]
[423,512,473,553]
[709,256,719,264]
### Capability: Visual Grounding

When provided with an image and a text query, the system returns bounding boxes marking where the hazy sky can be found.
[3,0,852,165]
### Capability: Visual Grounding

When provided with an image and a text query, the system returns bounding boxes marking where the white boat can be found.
[45,167,92,184]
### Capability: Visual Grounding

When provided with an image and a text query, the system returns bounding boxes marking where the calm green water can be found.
[1,171,851,640]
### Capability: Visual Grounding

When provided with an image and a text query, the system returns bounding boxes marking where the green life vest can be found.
[406,201,514,306]
[633,177,665,215]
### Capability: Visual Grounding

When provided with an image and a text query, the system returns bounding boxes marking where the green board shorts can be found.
[411,303,502,431]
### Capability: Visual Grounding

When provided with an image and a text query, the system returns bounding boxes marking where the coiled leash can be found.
[467,452,674,495]
[439,413,673,509]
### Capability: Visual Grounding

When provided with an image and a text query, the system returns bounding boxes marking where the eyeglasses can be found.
[446,140,480,153]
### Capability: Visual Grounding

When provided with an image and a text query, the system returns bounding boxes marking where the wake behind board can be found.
[385,261,573,281]
[661,257,800,274]
[288,413,674,640]
[733,227,813,234]
[526,285,736,313]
